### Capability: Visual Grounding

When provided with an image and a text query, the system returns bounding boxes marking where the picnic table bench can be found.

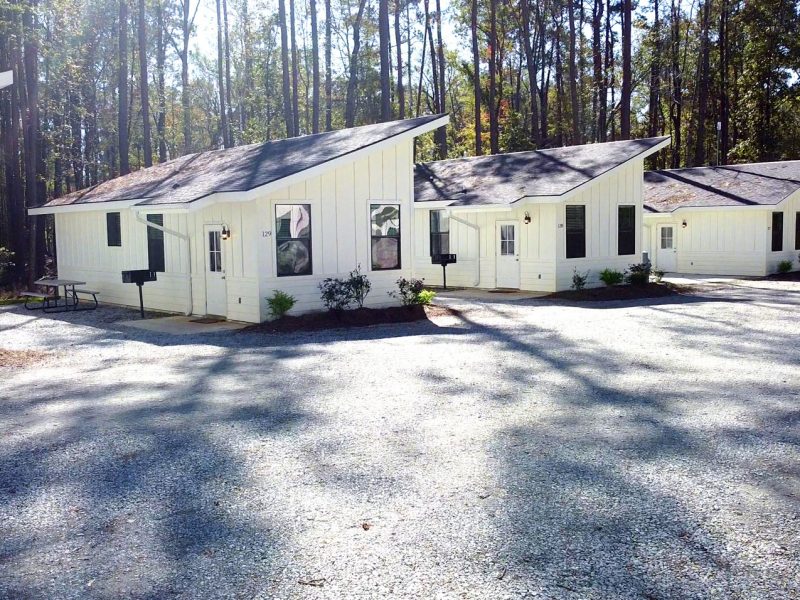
[22,279,99,312]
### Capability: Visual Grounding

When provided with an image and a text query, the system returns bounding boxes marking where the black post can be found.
[138,283,145,318]
[441,264,447,291]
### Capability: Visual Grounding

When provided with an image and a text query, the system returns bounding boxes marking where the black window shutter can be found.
[617,205,635,256]
[772,212,783,252]
[795,212,800,251]
[106,212,122,247]
[566,205,586,259]
[147,214,166,272]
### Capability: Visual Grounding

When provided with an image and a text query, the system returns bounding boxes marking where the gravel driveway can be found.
[1,280,798,599]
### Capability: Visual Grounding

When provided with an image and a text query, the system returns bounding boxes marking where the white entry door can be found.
[657,225,677,272]
[496,221,521,288]
[204,226,227,316]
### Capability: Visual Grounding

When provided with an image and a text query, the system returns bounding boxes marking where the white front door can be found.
[496,221,520,288]
[204,226,227,316]
[657,225,677,272]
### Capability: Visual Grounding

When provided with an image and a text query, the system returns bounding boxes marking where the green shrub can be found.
[389,277,430,305]
[571,268,589,291]
[319,277,354,311]
[626,262,651,286]
[652,268,665,283]
[416,289,437,305]
[0,248,14,285]
[347,264,371,308]
[267,290,296,319]
[778,259,793,274]
[598,268,624,286]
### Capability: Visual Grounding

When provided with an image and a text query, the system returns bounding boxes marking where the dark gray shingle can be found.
[415,137,668,206]
[41,115,445,208]
[644,162,800,212]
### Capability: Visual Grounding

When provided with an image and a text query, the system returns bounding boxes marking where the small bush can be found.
[571,268,589,291]
[347,264,372,308]
[267,290,296,319]
[319,277,354,312]
[626,262,651,286]
[652,268,665,283]
[389,277,429,306]
[416,289,437,305]
[0,248,14,285]
[599,268,624,286]
[778,259,793,274]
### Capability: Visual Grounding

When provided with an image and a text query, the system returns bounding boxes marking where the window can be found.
[429,210,450,256]
[618,205,636,255]
[499,224,515,256]
[146,214,165,272]
[208,230,222,272]
[795,212,800,250]
[106,212,121,247]
[565,205,586,259]
[275,204,312,276]
[371,204,401,270]
[660,226,674,249]
[772,211,783,252]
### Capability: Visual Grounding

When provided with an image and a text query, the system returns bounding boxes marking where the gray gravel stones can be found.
[1,281,799,599]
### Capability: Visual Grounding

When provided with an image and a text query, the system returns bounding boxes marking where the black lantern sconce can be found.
[524,211,532,224]
[221,225,231,240]
[681,219,687,229]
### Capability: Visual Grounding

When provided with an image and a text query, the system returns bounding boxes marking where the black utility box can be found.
[122,269,157,285]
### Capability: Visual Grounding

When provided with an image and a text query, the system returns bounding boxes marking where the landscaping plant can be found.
[389,277,434,306]
[652,268,665,283]
[0,248,14,286]
[347,265,371,308]
[319,277,354,311]
[267,290,296,319]
[778,259,793,273]
[571,268,589,291]
[626,262,651,286]
[598,268,624,286]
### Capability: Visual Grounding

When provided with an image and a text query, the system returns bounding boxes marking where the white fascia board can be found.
[643,204,775,217]
[447,204,514,214]
[28,199,140,215]
[414,201,454,209]
[0,70,12,89]
[514,195,564,205]
[165,115,451,213]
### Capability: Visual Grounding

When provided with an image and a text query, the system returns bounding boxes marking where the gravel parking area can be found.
[1,281,798,599]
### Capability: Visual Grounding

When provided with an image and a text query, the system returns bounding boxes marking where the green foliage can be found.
[0,248,14,285]
[778,259,793,273]
[347,265,372,308]
[319,277,355,312]
[626,263,652,286]
[571,268,589,291]
[652,269,665,283]
[267,290,296,319]
[389,277,431,306]
[599,268,625,286]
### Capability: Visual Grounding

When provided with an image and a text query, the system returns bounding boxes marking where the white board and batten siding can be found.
[414,158,647,292]
[643,189,800,276]
[56,138,415,322]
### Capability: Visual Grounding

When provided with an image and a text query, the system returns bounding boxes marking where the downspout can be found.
[134,211,193,316]
[448,212,480,287]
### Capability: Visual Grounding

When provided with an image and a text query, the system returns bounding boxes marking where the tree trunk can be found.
[567,0,581,144]
[471,0,482,153]
[180,0,194,153]
[648,0,661,139]
[718,0,729,164]
[694,0,711,165]
[620,0,631,139]
[488,0,498,153]
[155,0,167,162]
[138,0,152,166]
[324,0,332,131]
[379,0,391,120]
[223,0,234,145]
[289,0,300,135]
[670,0,682,167]
[434,0,446,157]
[119,0,130,174]
[344,0,368,127]
[310,0,320,132]
[592,0,604,142]
[278,0,294,136]
[394,0,405,119]
[215,0,230,148]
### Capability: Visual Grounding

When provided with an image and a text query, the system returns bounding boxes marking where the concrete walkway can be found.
[117,315,250,335]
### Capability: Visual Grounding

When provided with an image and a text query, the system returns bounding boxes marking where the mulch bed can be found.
[243,304,460,334]
[0,348,49,368]
[765,271,800,282]
[547,282,685,302]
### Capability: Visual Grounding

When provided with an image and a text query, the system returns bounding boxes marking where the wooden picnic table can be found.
[33,278,88,312]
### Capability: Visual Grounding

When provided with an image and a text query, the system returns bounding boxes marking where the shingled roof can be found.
[414,137,669,207]
[644,161,800,213]
[38,114,445,209]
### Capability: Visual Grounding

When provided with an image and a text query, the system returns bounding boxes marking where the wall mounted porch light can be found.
[681,219,687,228]
[524,211,532,224]
[221,225,231,240]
